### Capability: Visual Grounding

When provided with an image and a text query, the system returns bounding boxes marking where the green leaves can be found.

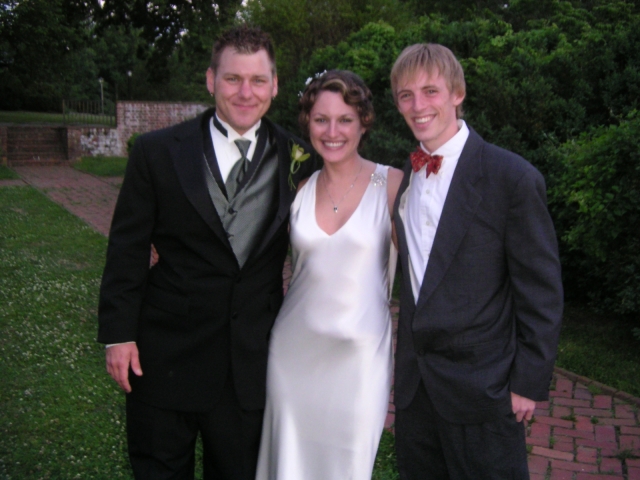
[288,143,311,190]
[550,111,640,314]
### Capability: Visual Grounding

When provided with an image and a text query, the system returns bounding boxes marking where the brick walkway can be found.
[9,165,121,236]
[3,165,639,479]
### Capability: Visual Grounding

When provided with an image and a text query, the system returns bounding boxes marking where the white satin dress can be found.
[256,164,394,480]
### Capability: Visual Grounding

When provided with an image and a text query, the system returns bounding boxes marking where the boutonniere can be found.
[288,142,311,190]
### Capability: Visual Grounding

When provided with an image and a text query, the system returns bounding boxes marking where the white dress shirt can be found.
[210,115,260,182]
[404,120,470,303]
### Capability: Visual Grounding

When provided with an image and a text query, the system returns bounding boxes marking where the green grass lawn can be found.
[73,156,128,177]
[557,304,640,397]
[0,165,19,180]
[0,186,131,479]
[373,430,399,480]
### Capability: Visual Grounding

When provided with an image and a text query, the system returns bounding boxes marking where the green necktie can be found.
[226,138,251,199]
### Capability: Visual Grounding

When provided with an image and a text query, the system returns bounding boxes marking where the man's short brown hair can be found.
[390,43,466,117]
[210,25,276,75]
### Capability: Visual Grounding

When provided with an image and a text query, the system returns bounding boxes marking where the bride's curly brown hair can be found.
[298,70,375,146]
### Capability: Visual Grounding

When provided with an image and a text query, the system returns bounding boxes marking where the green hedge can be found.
[549,112,640,316]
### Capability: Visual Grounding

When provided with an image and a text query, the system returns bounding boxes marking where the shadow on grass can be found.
[557,303,640,397]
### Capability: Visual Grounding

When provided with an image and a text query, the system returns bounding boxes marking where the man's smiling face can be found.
[395,69,464,152]
[206,47,278,135]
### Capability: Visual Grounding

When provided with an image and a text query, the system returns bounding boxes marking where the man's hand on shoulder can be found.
[106,343,143,393]
[511,391,536,423]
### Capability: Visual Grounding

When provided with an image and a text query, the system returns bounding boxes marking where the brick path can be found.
[3,165,639,479]
[9,165,121,236]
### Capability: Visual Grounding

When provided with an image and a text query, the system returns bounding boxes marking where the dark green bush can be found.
[127,132,141,155]
[549,111,640,316]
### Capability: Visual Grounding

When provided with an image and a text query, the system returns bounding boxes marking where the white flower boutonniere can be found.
[288,143,311,190]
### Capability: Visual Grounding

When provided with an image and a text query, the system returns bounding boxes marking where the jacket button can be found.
[418,348,425,356]
[231,312,238,320]
[228,207,236,214]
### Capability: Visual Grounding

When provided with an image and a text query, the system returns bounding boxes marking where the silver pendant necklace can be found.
[321,161,364,213]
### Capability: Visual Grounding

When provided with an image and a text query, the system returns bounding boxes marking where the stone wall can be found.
[67,126,121,160]
[69,100,210,159]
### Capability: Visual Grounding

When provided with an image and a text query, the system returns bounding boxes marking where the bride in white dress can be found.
[256,70,403,480]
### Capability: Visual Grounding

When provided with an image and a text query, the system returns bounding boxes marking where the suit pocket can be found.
[439,338,506,365]
[144,285,189,316]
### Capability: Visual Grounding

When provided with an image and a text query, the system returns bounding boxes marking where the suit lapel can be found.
[393,159,416,305]
[251,120,296,258]
[170,114,302,266]
[416,129,485,308]
[171,112,233,251]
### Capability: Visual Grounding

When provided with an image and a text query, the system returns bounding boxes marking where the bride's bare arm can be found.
[386,167,404,248]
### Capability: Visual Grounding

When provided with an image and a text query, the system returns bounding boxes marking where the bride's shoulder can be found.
[385,165,404,208]
[371,162,403,185]
[386,165,403,185]
[296,169,321,192]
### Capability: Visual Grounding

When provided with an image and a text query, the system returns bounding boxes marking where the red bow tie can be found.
[410,148,443,177]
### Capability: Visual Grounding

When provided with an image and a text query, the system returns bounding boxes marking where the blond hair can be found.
[390,43,466,118]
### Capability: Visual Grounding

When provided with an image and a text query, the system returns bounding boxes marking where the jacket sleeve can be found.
[97,135,157,344]
[505,165,563,401]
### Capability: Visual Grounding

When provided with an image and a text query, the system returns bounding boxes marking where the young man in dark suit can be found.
[391,43,563,479]
[98,25,317,480]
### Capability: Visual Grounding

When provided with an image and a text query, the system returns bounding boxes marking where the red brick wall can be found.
[6,126,68,165]
[0,126,7,165]
[3,101,210,164]
[117,101,210,156]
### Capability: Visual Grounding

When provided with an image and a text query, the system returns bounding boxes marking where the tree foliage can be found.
[241,0,412,86]
[95,0,241,84]
[549,112,640,315]
[0,0,99,110]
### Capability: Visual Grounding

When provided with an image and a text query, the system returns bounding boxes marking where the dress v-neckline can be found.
[313,167,375,237]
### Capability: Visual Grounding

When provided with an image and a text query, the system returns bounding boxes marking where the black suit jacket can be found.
[98,109,318,412]
[393,127,563,424]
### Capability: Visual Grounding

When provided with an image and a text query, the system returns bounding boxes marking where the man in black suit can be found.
[98,25,317,479]
[391,43,563,478]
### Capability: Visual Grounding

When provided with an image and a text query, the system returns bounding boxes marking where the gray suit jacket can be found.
[393,127,563,424]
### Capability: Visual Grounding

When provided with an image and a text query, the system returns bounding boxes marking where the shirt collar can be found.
[214,113,260,144]
[420,120,469,158]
